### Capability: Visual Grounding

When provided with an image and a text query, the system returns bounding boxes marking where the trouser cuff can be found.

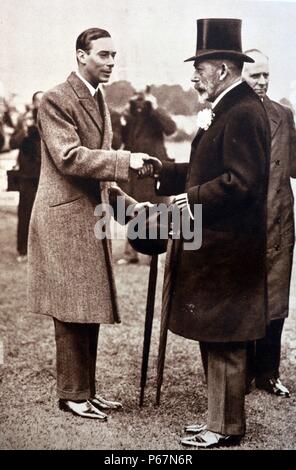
[207,420,245,436]
[57,388,92,401]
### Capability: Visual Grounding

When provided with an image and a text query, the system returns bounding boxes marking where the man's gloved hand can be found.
[173,193,189,210]
[137,157,162,178]
[173,193,194,220]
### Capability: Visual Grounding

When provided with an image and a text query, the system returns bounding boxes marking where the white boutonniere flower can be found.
[196,108,215,131]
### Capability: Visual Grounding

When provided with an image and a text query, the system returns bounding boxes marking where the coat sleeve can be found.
[38,91,131,182]
[287,108,296,178]
[187,106,269,219]
[156,161,189,196]
[151,108,177,136]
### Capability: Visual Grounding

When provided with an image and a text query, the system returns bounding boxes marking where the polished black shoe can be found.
[59,399,108,420]
[89,394,123,411]
[256,377,290,397]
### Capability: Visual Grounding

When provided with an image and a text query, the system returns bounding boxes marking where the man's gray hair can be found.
[211,58,243,75]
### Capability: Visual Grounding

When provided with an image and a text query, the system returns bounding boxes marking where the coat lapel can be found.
[191,127,206,151]
[263,96,282,138]
[98,89,112,149]
[67,72,103,134]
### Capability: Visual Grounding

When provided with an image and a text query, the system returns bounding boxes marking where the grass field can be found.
[0,204,296,450]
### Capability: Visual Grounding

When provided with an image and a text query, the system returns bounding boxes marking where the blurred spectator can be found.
[109,108,123,150]
[118,87,176,264]
[0,121,4,151]
[0,97,15,151]
[279,97,295,115]
[10,91,44,262]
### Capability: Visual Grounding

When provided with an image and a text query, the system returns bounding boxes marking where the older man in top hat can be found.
[143,18,271,447]
[242,49,296,398]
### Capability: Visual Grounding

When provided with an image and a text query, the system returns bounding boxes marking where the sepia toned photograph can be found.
[0,0,296,453]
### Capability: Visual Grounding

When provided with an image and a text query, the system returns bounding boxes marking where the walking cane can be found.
[156,320,169,406]
[139,253,159,407]
[155,260,172,406]
[155,238,180,405]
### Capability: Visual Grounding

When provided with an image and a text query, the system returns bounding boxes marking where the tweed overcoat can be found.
[158,82,271,342]
[28,72,135,323]
[263,97,296,320]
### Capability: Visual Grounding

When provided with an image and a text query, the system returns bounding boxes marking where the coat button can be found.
[275,244,280,251]
[276,188,281,193]
[275,160,280,165]
[276,217,281,224]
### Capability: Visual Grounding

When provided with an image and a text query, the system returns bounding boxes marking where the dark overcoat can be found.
[28,72,135,324]
[158,82,271,342]
[263,97,296,320]
[10,117,41,182]
[10,116,41,255]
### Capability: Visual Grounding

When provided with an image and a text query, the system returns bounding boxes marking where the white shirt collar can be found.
[75,71,99,97]
[211,79,242,109]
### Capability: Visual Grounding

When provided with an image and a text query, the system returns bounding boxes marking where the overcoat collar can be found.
[210,81,262,122]
[67,72,103,134]
[263,96,282,138]
[192,82,257,149]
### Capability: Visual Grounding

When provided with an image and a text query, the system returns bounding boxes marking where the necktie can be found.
[94,89,99,106]
[94,89,104,116]
[93,89,104,130]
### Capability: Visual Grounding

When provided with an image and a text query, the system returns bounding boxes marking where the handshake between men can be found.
[128,154,163,214]
[129,154,189,212]
[129,154,162,179]
[129,154,190,216]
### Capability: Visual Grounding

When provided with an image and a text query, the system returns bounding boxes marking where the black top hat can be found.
[127,206,169,256]
[185,18,254,63]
